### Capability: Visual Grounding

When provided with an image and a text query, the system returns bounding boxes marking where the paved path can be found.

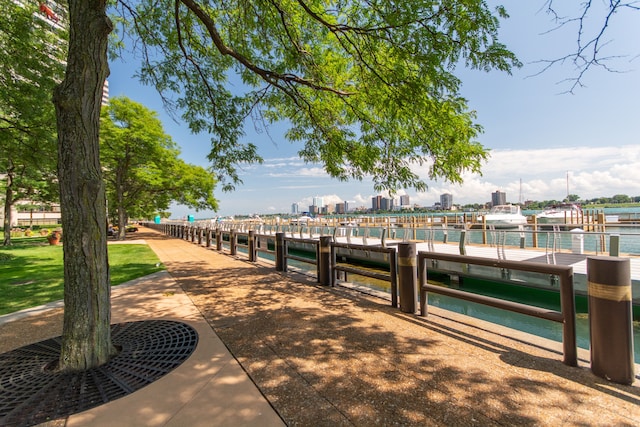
[145,227,639,426]
[1,226,639,426]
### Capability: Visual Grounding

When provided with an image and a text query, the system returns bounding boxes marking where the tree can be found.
[56,0,519,370]
[0,2,64,245]
[611,194,631,204]
[539,1,640,92]
[100,96,217,239]
[53,0,115,371]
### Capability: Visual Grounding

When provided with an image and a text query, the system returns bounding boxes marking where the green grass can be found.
[0,237,165,316]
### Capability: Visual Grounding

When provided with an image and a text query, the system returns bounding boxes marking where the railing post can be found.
[275,232,285,271]
[587,256,634,384]
[206,228,211,247]
[459,230,466,255]
[216,228,222,251]
[197,227,203,245]
[249,230,256,262]
[230,230,237,255]
[397,242,418,313]
[609,234,620,257]
[390,248,398,308]
[418,254,427,316]
[318,236,332,285]
[559,269,577,367]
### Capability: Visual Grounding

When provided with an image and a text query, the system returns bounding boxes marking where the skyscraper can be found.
[492,190,506,206]
[440,193,453,210]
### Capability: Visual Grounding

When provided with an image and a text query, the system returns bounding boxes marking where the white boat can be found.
[537,203,582,225]
[479,204,528,228]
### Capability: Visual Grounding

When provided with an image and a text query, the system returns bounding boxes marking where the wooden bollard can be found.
[587,256,635,385]
[397,243,418,314]
[318,236,332,286]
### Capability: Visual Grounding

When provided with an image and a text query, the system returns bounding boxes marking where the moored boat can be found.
[478,204,528,228]
[537,203,582,226]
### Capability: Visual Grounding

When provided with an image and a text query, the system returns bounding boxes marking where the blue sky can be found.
[107,2,640,218]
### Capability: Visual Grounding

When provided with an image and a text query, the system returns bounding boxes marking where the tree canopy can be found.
[100,96,217,239]
[113,0,520,193]
[54,0,521,371]
[0,2,65,244]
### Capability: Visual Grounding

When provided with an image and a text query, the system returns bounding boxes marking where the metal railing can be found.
[144,222,629,369]
[417,250,577,367]
[331,242,398,307]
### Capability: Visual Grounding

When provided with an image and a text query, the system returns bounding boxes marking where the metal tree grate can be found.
[0,320,198,427]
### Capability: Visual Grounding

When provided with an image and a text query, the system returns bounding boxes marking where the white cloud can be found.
[171,145,640,217]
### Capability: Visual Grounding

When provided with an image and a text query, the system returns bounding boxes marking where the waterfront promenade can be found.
[1,226,639,426]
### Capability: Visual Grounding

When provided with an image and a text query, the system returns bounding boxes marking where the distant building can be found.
[380,197,394,211]
[312,196,323,209]
[371,195,382,211]
[335,202,346,214]
[345,201,356,212]
[291,203,300,214]
[440,193,453,210]
[491,190,506,206]
[400,195,410,208]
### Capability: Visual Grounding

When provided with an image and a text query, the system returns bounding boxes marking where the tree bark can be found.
[52,0,115,371]
[3,166,14,246]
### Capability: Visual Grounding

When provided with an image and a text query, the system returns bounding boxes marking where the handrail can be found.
[417,251,577,367]
[331,242,398,308]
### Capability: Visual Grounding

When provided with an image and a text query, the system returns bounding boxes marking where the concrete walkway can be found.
[0,265,284,426]
[1,226,639,426]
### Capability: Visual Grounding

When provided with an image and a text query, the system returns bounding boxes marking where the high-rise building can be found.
[291,203,300,214]
[400,195,410,208]
[312,196,323,208]
[102,79,110,106]
[335,203,345,214]
[492,190,506,206]
[380,197,393,211]
[371,195,382,211]
[440,193,453,210]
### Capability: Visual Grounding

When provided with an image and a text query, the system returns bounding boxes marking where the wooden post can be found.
[397,243,418,313]
[587,257,634,384]
[318,236,332,285]
[249,230,256,262]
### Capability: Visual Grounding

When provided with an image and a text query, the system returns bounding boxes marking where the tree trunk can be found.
[116,183,126,240]
[3,168,14,247]
[52,0,115,371]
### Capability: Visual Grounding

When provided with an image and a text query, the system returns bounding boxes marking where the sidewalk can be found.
[145,227,639,426]
[0,266,284,426]
[2,226,639,426]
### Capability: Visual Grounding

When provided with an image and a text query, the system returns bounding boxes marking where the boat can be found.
[478,204,528,228]
[537,203,582,226]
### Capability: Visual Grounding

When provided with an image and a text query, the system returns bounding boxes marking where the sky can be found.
[107,2,640,218]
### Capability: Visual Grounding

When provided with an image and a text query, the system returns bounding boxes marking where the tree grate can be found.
[0,320,198,427]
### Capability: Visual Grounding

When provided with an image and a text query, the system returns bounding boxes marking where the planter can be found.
[47,231,61,245]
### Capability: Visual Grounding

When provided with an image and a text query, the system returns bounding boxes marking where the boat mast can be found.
[519,178,522,205]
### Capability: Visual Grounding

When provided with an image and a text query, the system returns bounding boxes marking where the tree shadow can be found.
[157,240,639,426]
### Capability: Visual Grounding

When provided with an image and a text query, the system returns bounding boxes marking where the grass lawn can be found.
[0,237,164,316]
